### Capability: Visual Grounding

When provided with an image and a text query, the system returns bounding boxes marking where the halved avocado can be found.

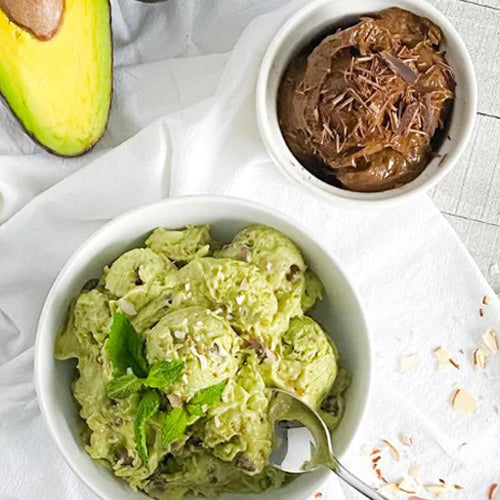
[0,0,112,156]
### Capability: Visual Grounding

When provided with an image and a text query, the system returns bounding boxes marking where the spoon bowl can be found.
[269,389,392,500]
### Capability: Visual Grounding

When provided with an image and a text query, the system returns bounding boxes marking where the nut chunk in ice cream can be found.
[278,7,455,192]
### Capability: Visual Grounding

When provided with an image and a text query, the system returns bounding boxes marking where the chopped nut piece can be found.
[483,295,491,305]
[488,483,498,500]
[117,298,137,316]
[382,439,400,461]
[454,484,463,490]
[483,329,498,354]
[473,348,488,370]
[167,394,183,408]
[314,493,323,499]
[451,388,477,415]
[480,308,484,317]
[370,448,381,456]
[173,330,186,340]
[400,354,420,372]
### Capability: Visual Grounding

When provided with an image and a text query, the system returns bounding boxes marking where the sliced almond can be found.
[408,463,422,478]
[382,439,400,461]
[483,329,498,354]
[378,483,399,494]
[451,388,477,415]
[374,467,387,483]
[433,347,458,371]
[400,433,414,446]
[488,483,498,500]
[425,484,452,497]
[473,347,488,370]
[434,346,451,362]
[400,354,420,373]
[397,478,416,494]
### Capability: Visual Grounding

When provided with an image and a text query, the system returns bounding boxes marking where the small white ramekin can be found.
[256,0,477,208]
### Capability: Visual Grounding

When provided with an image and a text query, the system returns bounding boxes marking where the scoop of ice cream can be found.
[104,248,176,297]
[145,225,212,263]
[278,7,455,192]
[145,307,240,401]
[261,316,338,410]
[173,257,278,335]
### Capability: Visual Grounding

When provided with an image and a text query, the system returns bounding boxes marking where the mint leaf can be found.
[107,313,148,378]
[162,407,189,445]
[134,390,160,464]
[190,380,227,406]
[186,403,205,416]
[106,374,144,399]
[145,360,184,389]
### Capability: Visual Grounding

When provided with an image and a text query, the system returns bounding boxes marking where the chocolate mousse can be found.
[277,8,455,192]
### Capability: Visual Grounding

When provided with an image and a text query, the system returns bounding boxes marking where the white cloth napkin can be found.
[1,1,499,499]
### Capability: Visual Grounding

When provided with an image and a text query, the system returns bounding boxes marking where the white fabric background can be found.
[0,1,499,499]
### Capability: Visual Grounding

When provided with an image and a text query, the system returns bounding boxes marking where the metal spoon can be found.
[268,389,425,500]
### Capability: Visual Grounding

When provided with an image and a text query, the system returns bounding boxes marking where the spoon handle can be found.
[328,461,390,500]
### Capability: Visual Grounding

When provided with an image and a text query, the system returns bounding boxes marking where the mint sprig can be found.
[106,374,144,399]
[190,380,227,406]
[162,407,189,445]
[107,313,148,378]
[134,390,161,464]
[146,360,184,389]
[186,380,226,416]
[106,360,185,400]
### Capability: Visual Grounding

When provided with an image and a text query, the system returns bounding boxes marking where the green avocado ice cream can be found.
[54,224,350,500]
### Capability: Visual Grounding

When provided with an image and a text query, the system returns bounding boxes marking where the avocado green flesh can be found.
[0,0,112,156]
[55,224,349,499]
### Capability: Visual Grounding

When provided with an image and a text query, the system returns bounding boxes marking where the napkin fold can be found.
[1,1,499,499]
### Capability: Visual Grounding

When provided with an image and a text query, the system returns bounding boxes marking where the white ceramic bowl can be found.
[256,0,477,208]
[35,195,371,500]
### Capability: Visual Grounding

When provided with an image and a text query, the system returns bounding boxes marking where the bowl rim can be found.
[255,0,478,208]
[34,194,373,499]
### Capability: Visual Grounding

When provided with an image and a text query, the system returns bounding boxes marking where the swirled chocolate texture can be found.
[278,8,455,192]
